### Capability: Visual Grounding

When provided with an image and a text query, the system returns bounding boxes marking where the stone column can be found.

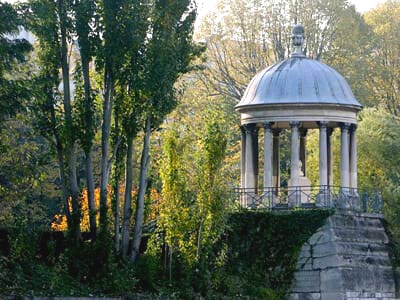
[263,122,273,190]
[272,129,281,194]
[290,122,301,187]
[340,123,350,190]
[327,128,334,187]
[252,126,259,193]
[240,126,246,190]
[289,122,300,206]
[319,122,328,188]
[300,129,308,176]
[244,124,256,193]
[318,122,329,206]
[350,124,358,190]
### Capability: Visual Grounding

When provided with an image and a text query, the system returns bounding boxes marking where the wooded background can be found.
[1,0,400,297]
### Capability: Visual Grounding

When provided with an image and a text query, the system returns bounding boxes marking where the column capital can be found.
[318,121,329,128]
[300,128,308,137]
[327,127,334,136]
[350,123,358,132]
[340,122,351,131]
[263,122,274,130]
[272,128,282,136]
[289,121,300,128]
[243,123,256,133]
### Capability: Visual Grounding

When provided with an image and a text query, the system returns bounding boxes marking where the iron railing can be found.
[234,186,382,213]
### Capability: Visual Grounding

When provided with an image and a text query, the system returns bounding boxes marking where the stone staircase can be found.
[289,211,399,300]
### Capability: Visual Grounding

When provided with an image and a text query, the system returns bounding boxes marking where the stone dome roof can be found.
[235,56,362,109]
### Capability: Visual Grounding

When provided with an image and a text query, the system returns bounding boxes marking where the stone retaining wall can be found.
[289,211,398,300]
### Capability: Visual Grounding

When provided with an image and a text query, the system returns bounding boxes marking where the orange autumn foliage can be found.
[51,185,136,232]
[51,185,163,232]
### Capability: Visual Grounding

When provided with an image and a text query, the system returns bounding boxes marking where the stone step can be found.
[298,242,390,262]
[297,255,392,271]
[334,228,388,243]
[288,292,321,300]
[320,266,396,293]
[312,254,392,269]
[309,228,389,244]
[325,214,384,230]
[291,270,320,293]
[346,291,396,298]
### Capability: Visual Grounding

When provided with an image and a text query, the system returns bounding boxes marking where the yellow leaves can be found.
[50,185,126,232]
[51,214,67,231]
[147,188,163,222]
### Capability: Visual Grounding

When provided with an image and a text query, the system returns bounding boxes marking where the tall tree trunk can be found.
[113,109,122,253]
[51,105,71,228]
[81,53,96,240]
[67,144,81,244]
[85,152,96,239]
[99,69,114,230]
[57,0,81,243]
[56,143,71,226]
[130,115,151,263]
[113,169,121,253]
[121,134,134,259]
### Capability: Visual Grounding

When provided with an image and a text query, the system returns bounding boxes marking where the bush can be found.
[139,209,331,298]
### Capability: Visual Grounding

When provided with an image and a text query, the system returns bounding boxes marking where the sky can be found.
[2,0,388,13]
[196,0,387,25]
[2,0,388,33]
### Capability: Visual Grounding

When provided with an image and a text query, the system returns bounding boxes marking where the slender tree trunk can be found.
[49,101,71,227]
[100,69,114,230]
[196,218,204,260]
[169,246,173,283]
[130,115,151,263]
[56,144,71,226]
[85,152,96,239]
[67,144,81,244]
[121,134,134,259]
[53,124,71,227]
[58,0,81,243]
[113,109,122,254]
[81,53,96,240]
[113,170,121,253]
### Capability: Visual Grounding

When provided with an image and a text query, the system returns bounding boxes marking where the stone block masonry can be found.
[289,211,398,300]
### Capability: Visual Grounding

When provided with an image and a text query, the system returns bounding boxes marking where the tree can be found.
[154,114,228,275]
[193,118,227,260]
[0,2,32,125]
[364,1,400,115]
[73,0,101,240]
[115,0,150,259]
[98,0,127,232]
[196,0,370,105]
[129,0,204,263]
[57,0,82,244]
[25,0,73,228]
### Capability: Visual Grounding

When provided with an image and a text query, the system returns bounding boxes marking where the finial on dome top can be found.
[291,24,305,57]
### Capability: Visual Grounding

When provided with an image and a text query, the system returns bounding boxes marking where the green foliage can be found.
[0,2,32,124]
[0,117,55,228]
[364,1,400,114]
[156,116,228,266]
[146,0,205,127]
[357,107,400,191]
[157,130,194,261]
[0,228,138,297]
[213,210,331,297]
[141,210,331,298]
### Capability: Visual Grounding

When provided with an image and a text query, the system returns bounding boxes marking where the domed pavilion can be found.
[235,24,362,209]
